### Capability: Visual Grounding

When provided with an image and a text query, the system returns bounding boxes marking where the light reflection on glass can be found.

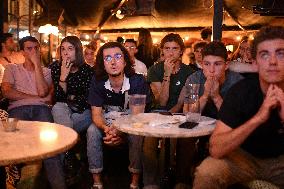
[40,129,58,142]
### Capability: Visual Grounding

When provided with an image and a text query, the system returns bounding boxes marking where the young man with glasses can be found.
[124,39,147,76]
[193,26,284,189]
[87,42,151,189]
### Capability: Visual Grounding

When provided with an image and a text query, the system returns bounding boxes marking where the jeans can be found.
[52,102,92,133]
[8,105,65,189]
[8,105,53,122]
[46,102,92,188]
[87,123,143,174]
[193,149,284,189]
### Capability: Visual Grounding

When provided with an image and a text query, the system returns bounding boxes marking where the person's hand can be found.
[210,77,220,99]
[163,57,176,76]
[254,85,279,124]
[60,57,73,81]
[29,50,41,67]
[274,85,284,121]
[204,77,213,99]
[103,126,123,146]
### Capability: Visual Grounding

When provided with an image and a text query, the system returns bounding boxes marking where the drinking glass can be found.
[129,94,146,115]
[184,83,201,122]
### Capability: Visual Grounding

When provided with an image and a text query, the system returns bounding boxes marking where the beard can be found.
[109,72,123,77]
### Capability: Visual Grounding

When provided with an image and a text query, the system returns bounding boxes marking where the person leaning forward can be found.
[193,26,284,189]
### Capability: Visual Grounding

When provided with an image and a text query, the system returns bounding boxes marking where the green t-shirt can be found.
[147,62,194,110]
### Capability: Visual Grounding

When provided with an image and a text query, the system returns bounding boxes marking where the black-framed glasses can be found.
[104,53,123,63]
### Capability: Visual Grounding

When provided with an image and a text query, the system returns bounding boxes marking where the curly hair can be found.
[95,42,135,81]
[60,36,85,67]
[251,26,284,59]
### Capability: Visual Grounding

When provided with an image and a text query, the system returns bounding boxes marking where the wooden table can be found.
[0,121,78,166]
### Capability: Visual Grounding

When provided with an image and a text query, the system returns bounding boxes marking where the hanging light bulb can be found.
[116,9,125,19]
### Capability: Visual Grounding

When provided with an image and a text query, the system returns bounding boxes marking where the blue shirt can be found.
[88,74,151,112]
[185,70,243,118]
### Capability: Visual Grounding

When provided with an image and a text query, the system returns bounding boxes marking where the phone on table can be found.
[179,121,198,129]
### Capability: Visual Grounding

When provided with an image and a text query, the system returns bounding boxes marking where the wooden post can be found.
[213,0,223,41]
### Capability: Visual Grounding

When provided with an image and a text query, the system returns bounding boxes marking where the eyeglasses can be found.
[104,53,123,63]
[125,46,136,50]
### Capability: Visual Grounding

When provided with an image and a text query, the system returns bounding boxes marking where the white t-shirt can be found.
[134,58,147,76]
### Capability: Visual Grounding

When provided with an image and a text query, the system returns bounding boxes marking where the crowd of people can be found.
[0,25,284,189]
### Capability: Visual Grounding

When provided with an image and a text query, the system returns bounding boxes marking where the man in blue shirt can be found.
[87,42,151,189]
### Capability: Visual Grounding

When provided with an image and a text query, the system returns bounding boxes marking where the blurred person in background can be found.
[200,28,212,42]
[190,41,208,72]
[136,28,160,69]
[124,39,147,76]
[229,36,258,77]
[0,33,25,83]
[84,44,97,68]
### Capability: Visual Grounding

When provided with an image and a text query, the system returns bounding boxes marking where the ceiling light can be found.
[38,24,59,35]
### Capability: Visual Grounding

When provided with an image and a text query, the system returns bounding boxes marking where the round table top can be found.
[0,120,78,166]
[113,113,216,138]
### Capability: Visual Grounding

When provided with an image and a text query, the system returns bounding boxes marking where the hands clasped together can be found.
[203,76,221,101]
[103,126,124,146]
[256,84,284,124]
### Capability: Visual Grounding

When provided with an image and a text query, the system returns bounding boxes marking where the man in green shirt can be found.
[147,33,194,112]
[144,33,194,189]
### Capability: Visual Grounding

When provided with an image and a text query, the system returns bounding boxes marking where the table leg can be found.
[160,138,174,189]
[0,166,6,189]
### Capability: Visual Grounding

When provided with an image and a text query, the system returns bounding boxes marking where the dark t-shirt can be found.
[147,62,194,110]
[88,74,151,112]
[219,77,284,158]
[50,61,95,113]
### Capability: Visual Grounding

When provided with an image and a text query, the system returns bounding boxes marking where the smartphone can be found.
[179,121,198,129]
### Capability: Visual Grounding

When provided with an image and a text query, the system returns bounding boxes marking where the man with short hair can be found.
[0,33,24,83]
[190,41,208,71]
[1,36,60,188]
[144,33,194,189]
[147,33,194,112]
[84,44,96,68]
[87,42,151,189]
[124,38,147,76]
[175,41,243,188]
[193,26,284,189]
[2,36,53,120]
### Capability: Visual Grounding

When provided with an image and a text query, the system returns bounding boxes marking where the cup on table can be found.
[184,83,201,122]
[1,118,18,132]
[129,94,146,115]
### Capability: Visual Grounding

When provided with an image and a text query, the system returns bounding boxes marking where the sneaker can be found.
[92,183,103,189]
